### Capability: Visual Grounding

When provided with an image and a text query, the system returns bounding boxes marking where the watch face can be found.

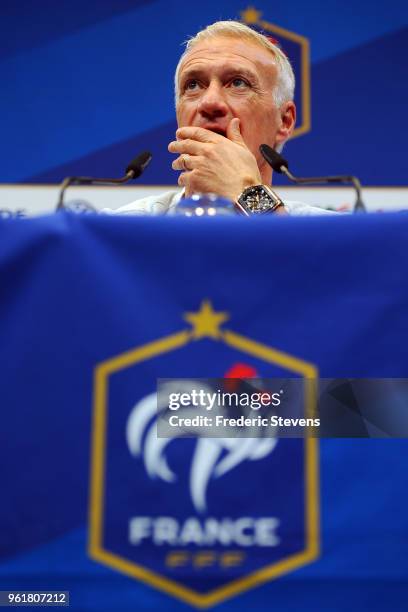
[239,186,283,215]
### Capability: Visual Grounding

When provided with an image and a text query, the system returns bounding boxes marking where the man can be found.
[111,21,334,216]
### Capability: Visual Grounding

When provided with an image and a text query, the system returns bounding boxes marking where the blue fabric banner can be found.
[0,212,407,610]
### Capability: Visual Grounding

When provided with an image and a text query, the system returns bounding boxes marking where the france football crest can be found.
[89,300,320,607]
[240,5,311,140]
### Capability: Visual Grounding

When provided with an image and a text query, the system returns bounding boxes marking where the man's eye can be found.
[231,78,249,88]
[185,80,200,91]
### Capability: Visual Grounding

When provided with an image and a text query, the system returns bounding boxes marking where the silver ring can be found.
[181,154,189,171]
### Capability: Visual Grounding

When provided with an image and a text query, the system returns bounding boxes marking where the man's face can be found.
[176,35,293,170]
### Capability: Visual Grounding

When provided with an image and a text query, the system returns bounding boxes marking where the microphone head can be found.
[259,144,289,173]
[125,151,152,179]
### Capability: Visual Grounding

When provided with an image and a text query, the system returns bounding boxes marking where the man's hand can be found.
[168,118,262,201]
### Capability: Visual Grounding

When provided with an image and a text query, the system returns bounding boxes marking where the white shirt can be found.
[103,189,337,216]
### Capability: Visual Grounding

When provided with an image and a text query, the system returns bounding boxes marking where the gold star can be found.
[184,300,229,340]
[240,6,262,24]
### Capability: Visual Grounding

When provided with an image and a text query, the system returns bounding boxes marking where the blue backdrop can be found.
[1,0,407,186]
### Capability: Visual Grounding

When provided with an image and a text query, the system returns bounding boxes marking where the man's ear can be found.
[275,101,296,148]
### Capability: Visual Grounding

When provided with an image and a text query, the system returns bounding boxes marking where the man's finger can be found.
[172,154,202,171]
[226,118,245,145]
[176,126,222,143]
[177,170,194,187]
[168,138,205,155]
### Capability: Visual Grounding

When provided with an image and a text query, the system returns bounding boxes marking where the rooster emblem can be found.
[126,379,278,513]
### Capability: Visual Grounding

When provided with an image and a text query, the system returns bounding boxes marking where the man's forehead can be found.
[178,35,278,77]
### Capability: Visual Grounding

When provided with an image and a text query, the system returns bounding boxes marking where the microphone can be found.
[56,151,152,211]
[260,144,366,213]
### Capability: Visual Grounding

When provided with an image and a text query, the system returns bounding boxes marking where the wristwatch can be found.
[236,184,284,215]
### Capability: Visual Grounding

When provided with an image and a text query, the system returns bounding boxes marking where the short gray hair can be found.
[174,20,295,108]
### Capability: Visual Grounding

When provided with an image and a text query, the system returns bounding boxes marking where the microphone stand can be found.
[56,171,135,210]
[279,165,366,213]
[260,144,366,213]
[56,151,152,211]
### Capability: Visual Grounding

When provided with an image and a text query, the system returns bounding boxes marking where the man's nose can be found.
[197,81,228,119]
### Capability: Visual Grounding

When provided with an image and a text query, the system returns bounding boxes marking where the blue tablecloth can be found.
[0,212,407,611]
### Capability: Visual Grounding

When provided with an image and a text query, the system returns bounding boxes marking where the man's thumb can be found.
[227,118,245,143]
